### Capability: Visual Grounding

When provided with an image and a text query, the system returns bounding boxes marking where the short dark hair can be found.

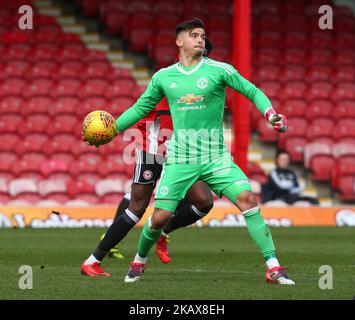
[275,150,290,160]
[204,38,213,56]
[175,18,205,36]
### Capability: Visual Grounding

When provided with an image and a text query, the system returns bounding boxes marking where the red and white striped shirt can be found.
[135,98,173,157]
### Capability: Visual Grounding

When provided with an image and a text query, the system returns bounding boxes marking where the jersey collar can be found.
[176,58,204,76]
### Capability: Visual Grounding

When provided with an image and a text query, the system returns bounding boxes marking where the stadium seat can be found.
[104,79,136,99]
[76,96,108,118]
[18,114,51,136]
[334,50,354,66]
[48,97,80,117]
[101,193,125,204]
[8,178,38,197]
[26,61,57,79]
[256,118,278,142]
[306,49,332,66]
[304,100,332,121]
[78,78,108,99]
[279,65,305,82]
[305,66,332,82]
[46,114,78,136]
[55,61,84,79]
[281,81,307,100]
[254,48,280,65]
[333,142,355,159]
[51,78,82,98]
[103,9,126,35]
[38,179,68,199]
[333,119,355,141]
[333,66,355,82]
[79,62,111,80]
[21,96,53,116]
[0,78,26,97]
[69,158,98,177]
[279,99,306,118]
[153,45,178,69]
[333,82,355,101]
[309,154,335,181]
[67,179,96,197]
[0,95,23,115]
[0,60,29,79]
[43,134,77,155]
[83,49,108,63]
[332,100,355,120]
[95,179,124,197]
[280,48,306,65]
[40,158,69,178]
[278,118,308,150]
[97,159,126,177]
[258,81,281,100]
[253,64,280,82]
[306,118,334,141]
[0,133,19,152]
[107,67,133,81]
[337,176,355,201]
[0,114,22,134]
[285,136,308,162]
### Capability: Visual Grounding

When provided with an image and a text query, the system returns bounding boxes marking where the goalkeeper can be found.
[85,19,294,285]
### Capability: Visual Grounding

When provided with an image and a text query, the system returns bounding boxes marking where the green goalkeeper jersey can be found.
[116,57,272,164]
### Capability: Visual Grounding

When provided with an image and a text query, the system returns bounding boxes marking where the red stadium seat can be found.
[285,136,308,162]
[281,81,307,100]
[305,66,332,82]
[279,65,305,82]
[333,82,355,101]
[55,47,87,62]
[304,141,332,169]
[335,17,355,33]
[78,78,109,99]
[28,44,58,62]
[18,114,51,136]
[76,96,108,118]
[332,100,355,120]
[108,97,135,117]
[309,154,335,181]
[70,140,100,157]
[256,32,281,48]
[128,28,154,53]
[67,180,96,200]
[279,99,306,118]
[69,158,98,177]
[23,78,54,98]
[333,66,355,82]
[280,48,306,64]
[97,159,126,177]
[11,159,42,179]
[253,65,280,82]
[55,61,84,79]
[83,49,108,63]
[0,96,24,115]
[256,118,278,142]
[48,97,80,117]
[304,99,332,121]
[101,193,125,204]
[43,134,77,155]
[332,142,355,159]
[332,155,355,190]
[103,10,126,35]
[47,114,78,136]
[0,114,22,134]
[258,81,281,100]
[306,49,332,66]
[40,158,69,178]
[333,33,354,49]
[253,48,280,66]
[278,117,307,150]
[283,31,307,48]
[95,178,124,196]
[337,176,355,201]
[21,96,52,116]
[0,133,19,152]
[0,60,29,79]
[79,62,111,80]
[333,119,355,141]
[0,78,26,97]
[333,50,354,66]
[306,118,334,141]
[153,45,178,69]
[104,79,136,99]
[26,61,57,79]
[107,67,133,81]
[51,78,82,98]
[15,133,48,154]
[1,45,31,61]
[309,32,333,49]
[305,81,333,101]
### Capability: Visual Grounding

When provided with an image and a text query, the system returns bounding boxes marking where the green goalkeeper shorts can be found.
[155,153,252,212]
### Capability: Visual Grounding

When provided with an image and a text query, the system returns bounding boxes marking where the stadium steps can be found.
[50,0,149,83]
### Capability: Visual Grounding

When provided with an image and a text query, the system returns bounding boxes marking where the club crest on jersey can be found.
[143,170,153,180]
[197,77,208,89]
[177,94,204,105]
[170,82,177,89]
[160,186,169,196]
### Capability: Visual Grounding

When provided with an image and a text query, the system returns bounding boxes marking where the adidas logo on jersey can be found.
[170,82,177,89]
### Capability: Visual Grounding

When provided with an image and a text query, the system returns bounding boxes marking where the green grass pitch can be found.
[0,227,354,300]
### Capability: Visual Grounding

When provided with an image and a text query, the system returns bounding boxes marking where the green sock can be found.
[137,218,162,258]
[243,208,276,261]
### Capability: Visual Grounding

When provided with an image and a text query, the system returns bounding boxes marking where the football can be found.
[82,110,117,146]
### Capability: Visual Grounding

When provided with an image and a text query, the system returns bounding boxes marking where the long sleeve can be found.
[115,75,164,132]
[223,64,272,115]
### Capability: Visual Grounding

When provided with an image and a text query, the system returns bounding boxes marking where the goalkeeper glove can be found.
[264,108,288,133]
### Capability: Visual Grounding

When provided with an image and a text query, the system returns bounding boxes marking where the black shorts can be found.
[132,149,165,188]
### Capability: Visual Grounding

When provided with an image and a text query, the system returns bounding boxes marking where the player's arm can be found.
[114,75,164,134]
[224,65,287,132]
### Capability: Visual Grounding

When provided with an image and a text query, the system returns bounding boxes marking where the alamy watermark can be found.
[18,5,33,30]
[18,265,33,290]
[318,5,333,30]
[318,265,333,290]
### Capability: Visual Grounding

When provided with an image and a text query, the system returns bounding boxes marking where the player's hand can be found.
[265,108,288,133]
